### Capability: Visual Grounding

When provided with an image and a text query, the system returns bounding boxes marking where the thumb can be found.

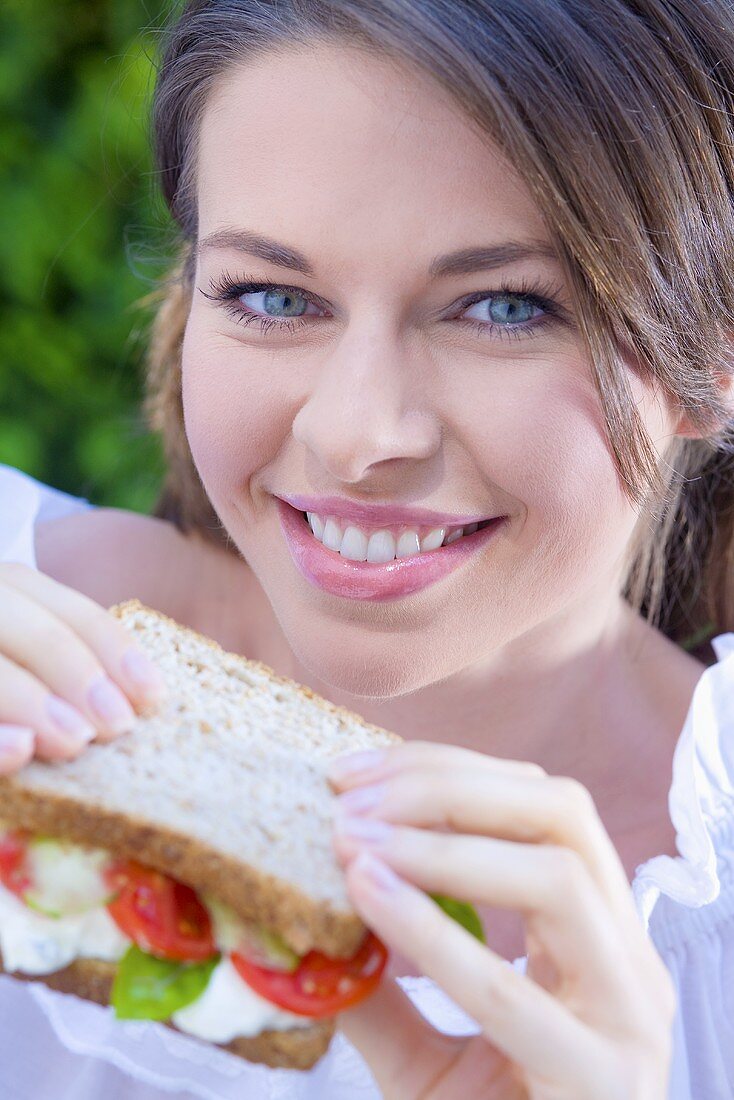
[337,975,464,1099]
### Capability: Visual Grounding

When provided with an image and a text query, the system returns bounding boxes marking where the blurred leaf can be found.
[0,418,44,475]
[0,0,172,511]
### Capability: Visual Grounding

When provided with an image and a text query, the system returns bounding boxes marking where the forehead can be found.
[196,44,552,277]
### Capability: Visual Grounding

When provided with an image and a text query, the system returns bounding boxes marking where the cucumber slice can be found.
[23,838,115,918]
[253,928,301,973]
[203,894,300,972]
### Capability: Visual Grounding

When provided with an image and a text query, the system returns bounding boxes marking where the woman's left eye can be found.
[200,277,559,341]
[463,296,541,325]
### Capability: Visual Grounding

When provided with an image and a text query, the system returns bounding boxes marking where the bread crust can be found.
[2,956,334,1070]
[0,785,364,957]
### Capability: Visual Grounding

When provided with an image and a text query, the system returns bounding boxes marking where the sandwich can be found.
[0,599,403,1070]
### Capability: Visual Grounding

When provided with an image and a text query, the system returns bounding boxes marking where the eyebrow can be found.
[197,228,560,279]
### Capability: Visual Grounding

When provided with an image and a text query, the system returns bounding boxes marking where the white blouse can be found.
[0,461,732,1100]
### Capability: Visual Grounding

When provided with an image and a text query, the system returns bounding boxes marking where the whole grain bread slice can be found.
[0,598,402,956]
[0,954,334,1070]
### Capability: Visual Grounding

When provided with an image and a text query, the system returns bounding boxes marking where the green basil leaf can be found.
[112,945,220,1021]
[430,894,486,943]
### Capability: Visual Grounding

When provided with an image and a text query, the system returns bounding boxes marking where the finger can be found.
[335,819,647,1029]
[0,576,150,743]
[0,652,99,761]
[344,849,610,1090]
[0,726,35,774]
[332,748,639,937]
[338,974,465,1100]
[2,563,168,714]
[327,740,546,791]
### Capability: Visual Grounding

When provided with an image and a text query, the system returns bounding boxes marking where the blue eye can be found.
[464,293,543,327]
[200,273,564,342]
[253,288,313,318]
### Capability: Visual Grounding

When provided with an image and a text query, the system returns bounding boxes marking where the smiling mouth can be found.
[299,509,496,560]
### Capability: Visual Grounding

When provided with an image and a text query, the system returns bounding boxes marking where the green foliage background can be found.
[0,0,177,512]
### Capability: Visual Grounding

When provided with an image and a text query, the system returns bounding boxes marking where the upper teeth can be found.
[305,512,481,562]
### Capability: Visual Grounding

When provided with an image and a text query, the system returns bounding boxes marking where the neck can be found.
[254,584,704,838]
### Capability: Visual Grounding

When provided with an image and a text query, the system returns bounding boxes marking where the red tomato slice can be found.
[105,860,215,962]
[231,931,388,1017]
[0,831,32,899]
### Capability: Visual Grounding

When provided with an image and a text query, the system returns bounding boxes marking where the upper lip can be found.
[277,493,496,529]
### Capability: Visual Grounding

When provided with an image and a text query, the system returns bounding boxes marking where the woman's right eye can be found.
[199,277,325,335]
[238,287,323,320]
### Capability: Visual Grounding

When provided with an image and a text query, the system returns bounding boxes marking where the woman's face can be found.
[183,43,678,700]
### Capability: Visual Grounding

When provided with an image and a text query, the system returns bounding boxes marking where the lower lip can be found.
[276,498,506,601]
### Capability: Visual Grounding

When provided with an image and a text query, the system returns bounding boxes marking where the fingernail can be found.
[353,850,401,893]
[87,676,137,734]
[46,695,96,744]
[335,814,393,843]
[0,726,34,757]
[327,749,387,783]
[121,648,167,699]
[336,783,385,814]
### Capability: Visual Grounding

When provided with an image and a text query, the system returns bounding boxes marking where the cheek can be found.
[478,374,637,576]
[180,322,288,499]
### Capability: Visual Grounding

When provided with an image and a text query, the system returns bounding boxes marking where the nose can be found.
[291,326,440,483]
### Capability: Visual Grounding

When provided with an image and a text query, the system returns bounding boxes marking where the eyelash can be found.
[199,270,567,343]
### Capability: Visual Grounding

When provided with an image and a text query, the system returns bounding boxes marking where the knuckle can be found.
[546,844,588,893]
[500,758,547,778]
[554,775,596,819]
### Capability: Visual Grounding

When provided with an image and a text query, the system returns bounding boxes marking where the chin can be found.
[278,618,460,703]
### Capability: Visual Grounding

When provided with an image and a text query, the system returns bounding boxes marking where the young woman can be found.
[1,0,733,1096]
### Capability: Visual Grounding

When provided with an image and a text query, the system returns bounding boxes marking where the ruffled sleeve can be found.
[632,633,734,933]
[628,635,734,1098]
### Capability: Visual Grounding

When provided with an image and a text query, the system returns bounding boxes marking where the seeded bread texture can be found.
[0,598,402,956]
[1,956,333,1070]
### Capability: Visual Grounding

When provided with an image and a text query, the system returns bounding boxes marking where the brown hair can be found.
[141,0,734,660]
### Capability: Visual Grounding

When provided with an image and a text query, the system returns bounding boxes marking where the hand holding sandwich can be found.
[329,741,677,1099]
[0,563,167,771]
[0,598,398,1069]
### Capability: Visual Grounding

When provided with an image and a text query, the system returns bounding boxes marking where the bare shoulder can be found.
[34,507,196,621]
